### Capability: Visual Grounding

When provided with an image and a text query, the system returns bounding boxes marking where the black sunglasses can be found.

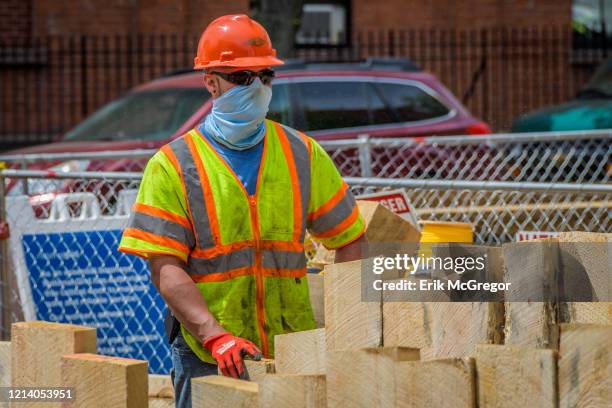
[210,69,275,86]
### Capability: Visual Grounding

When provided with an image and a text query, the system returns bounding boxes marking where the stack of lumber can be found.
[192,225,611,407]
[5,211,609,408]
[9,321,150,408]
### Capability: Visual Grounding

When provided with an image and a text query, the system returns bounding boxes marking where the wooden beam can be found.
[149,374,173,398]
[306,273,325,328]
[384,245,504,359]
[559,324,612,408]
[326,347,419,407]
[0,341,10,387]
[312,201,421,267]
[560,302,612,325]
[61,353,148,408]
[275,328,325,375]
[325,259,382,351]
[356,200,421,243]
[382,301,433,358]
[558,231,610,301]
[217,359,276,382]
[429,302,504,359]
[475,345,557,408]
[259,374,326,408]
[192,375,259,408]
[503,240,559,348]
[11,321,96,389]
[427,244,504,358]
[505,233,612,349]
[394,358,476,408]
[558,231,612,326]
[149,398,175,408]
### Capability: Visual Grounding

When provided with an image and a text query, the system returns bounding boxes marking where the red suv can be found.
[6,59,490,201]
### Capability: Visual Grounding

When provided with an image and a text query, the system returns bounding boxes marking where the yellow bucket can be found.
[418,221,474,261]
[420,221,474,243]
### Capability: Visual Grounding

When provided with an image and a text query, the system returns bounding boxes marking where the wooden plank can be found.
[327,347,420,407]
[306,273,325,328]
[394,358,476,408]
[312,201,421,267]
[61,353,148,408]
[259,374,326,408]
[149,374,173,398]
[11,321,97,392]
[325,259,382,351]
[192,376,258,408]
[0,341,10,387]
[275,328,325,375]
[503,240,559,348]
[217,359,276,382]
[245,359,275,382]
[475,345,557,408]
[559,324,612,408]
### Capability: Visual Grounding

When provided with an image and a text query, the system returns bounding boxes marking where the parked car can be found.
[512,58,612,132]
[5,58,491,209]
[511,58,611,182]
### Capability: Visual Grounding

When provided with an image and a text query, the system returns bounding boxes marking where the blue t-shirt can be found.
[197,124,263,196]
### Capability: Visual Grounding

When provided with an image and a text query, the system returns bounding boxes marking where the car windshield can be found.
[63,88,210,141]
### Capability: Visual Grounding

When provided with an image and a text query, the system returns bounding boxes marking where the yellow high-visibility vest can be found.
[119,119,365,362]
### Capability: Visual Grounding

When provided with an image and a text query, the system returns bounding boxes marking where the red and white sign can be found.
[515,230,559,241]
[357,189,420,229]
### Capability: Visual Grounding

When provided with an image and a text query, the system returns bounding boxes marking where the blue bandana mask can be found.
[203,77,272,150]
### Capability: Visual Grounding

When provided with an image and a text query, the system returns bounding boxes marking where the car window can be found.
[295,81,370,131]
[63,88,210,142]
[375,82,450,122]
[267,84,291,124]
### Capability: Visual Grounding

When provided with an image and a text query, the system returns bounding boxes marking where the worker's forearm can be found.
[334,234,367,263]
[149,255,225,343]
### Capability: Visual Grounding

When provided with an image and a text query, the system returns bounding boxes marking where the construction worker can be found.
[118,14,365,408]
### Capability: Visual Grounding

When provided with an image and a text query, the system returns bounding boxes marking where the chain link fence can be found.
[0,130,609,371]
[2,130,610,186]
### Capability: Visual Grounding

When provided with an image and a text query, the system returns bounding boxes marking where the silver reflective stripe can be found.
[188,247,255,275]
[168,135,215,249]
[262,249,307,270]
[129,211,195,249]
[280,124,311,240]
[308,189,356,235]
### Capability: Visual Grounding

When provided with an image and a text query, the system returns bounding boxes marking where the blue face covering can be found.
[203,77,272,150]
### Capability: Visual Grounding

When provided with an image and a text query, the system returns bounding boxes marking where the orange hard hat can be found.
[194,14,284,70]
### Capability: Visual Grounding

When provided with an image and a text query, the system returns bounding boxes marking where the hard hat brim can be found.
[195,55,284,70]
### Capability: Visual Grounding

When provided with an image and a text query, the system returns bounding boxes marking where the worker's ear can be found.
[203,73,221,98]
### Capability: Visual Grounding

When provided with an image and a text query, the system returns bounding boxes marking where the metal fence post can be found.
[0,169,11,340]
[357,134,372,178]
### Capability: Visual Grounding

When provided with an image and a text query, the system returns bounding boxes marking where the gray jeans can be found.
[170,333,218,408]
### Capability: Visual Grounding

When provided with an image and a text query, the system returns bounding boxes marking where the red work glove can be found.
[203,332,262,379]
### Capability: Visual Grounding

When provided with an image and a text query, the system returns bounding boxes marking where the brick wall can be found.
[0,0,33,40]
[352,0,572,31]
[31,0,249,36]
[22,0,573,37]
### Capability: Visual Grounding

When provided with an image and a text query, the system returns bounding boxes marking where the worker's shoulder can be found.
[154,130,197,160]
[270,120,313,149]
